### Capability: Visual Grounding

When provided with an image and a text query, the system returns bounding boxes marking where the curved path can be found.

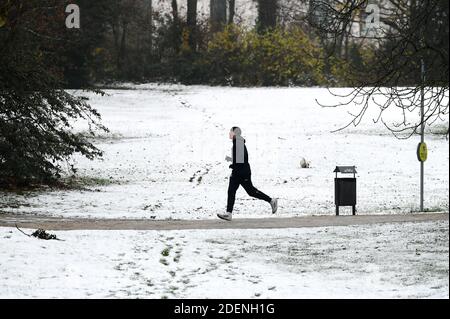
[0,212,447,231]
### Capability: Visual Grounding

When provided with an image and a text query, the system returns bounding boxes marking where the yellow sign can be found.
[417,142,428,162]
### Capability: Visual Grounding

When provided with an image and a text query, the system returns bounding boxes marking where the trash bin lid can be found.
[334,166,357,174]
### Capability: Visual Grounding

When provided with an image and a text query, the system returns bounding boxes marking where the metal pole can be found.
[420,59,425,212]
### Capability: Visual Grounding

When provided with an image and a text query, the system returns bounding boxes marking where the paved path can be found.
[0,213,447,231]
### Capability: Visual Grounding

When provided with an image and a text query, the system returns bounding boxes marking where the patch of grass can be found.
[96,85,137,90]
[161,247,171,257]
[205,239,225,245]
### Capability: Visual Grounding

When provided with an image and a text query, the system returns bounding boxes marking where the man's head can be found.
[229,126,242,139]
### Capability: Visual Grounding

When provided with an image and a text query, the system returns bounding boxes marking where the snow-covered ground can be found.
[0,84,448,219]
[0,220,448,299]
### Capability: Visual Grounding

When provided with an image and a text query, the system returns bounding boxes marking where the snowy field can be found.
[0,220,448,299]
[0,84,448,219]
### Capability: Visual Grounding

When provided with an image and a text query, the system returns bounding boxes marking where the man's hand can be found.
[225,155,232,162]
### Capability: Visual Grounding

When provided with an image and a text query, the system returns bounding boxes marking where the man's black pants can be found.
[227,170,272,213]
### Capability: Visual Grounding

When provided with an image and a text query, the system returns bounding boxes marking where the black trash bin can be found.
[334,166,357,216]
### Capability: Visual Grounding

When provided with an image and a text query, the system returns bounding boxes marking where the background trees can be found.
[0,0,448,185]
[0,0,107,187]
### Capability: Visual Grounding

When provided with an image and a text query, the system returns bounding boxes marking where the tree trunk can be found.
[171,0,179,21]
[210,0,227,32]
[171,0,180,53]
[344,22,352,61]
[228,0,235,24]
[187,0,198,50]
[257,0,278,33]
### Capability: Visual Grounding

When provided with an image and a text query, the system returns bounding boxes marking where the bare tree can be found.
[300,0,449,138]
[187,0,198,50]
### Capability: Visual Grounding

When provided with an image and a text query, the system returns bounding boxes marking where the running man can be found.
[217,127,278,221]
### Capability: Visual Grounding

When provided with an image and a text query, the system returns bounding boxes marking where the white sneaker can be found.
[217,212,232,221]
[270,198,278,214]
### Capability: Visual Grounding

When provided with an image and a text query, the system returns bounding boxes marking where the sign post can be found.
[419,59,426,212]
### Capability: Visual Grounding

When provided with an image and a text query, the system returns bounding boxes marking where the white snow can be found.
[0,84,448,219]
[0,220,448,299]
